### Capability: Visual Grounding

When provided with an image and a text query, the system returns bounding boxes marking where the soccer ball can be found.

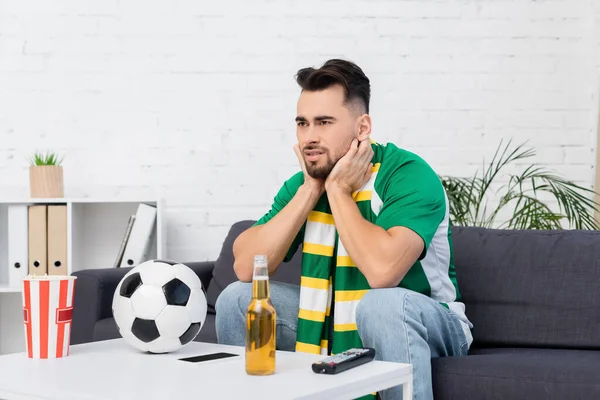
[112,259,207,354]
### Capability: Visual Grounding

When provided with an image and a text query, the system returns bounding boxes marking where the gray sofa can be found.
[71,220,600,399]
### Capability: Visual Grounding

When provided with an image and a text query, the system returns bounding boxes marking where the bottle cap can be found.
[254,255,267,266]
[253,255,268,280]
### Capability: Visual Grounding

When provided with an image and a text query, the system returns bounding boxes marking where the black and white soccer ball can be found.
[112,259,208,354]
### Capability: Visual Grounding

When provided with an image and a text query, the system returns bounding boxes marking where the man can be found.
[215,59,473,400]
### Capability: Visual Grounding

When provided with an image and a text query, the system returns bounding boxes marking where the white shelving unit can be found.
[0,198,166,355]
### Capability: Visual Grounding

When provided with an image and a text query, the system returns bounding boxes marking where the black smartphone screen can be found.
[179,352,239,363]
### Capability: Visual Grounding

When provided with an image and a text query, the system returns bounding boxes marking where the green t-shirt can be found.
[254,141,473,340]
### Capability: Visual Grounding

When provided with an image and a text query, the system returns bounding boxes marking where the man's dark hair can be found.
[295,59,371,114]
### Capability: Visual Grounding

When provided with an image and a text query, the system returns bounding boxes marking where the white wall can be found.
[1,0,599,261]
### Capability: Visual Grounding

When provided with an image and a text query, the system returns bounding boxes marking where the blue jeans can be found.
[215,281,470,400]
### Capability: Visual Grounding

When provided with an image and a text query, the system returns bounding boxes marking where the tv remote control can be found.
[311,347,376,374]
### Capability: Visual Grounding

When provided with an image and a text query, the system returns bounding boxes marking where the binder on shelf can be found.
[47,205,68,275]
[28,205,47,276]
[7,205,28,287]
[119,204,157,268]
[113,214,136,268]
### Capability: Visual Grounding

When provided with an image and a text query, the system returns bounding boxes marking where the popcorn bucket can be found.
[22,275,77,359]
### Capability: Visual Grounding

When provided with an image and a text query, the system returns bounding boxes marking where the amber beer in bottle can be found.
[245,255,276,375]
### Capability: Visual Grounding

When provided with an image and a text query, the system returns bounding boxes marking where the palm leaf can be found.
[441,176,479,226]
[439,140,600,230]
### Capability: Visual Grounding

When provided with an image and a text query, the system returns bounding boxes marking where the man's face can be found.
[295,84,358,180]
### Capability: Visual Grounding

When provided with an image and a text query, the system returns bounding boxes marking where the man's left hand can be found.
[325,138,374,195]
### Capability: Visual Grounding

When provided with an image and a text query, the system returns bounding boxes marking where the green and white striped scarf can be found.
[295,141,383,361]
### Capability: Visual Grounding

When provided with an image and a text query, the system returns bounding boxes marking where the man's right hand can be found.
[232,144,325,281]
[294,143,325,198]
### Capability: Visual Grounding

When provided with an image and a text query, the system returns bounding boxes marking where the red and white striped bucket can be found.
[22,275,77,359]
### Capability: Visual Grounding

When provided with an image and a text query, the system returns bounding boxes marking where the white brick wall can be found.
[1,0,599,261]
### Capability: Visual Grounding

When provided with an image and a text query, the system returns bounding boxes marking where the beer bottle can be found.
[245,254,276,375]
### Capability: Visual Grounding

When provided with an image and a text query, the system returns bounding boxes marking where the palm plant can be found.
[439,140,600,230]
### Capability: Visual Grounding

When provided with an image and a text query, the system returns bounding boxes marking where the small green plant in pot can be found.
[439,140,600,230]
[28,151,65,198]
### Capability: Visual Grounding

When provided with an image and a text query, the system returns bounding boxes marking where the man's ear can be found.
[356,114,372,141]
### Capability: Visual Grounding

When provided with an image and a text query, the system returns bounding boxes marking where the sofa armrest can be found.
[71,267,133,345]
[70,261,215,346]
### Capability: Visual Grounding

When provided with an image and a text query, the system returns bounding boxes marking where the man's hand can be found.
[325,138,374,195]
[233,145,326,282]
[294,143,325,197]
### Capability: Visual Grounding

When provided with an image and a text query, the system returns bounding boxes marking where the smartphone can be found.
[179,352,239,363]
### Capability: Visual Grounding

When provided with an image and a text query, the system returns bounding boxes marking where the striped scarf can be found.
[295,141,383,360]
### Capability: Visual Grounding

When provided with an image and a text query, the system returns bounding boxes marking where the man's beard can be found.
[303,141,350,180]
[303,145,339,180]
[305,154,336,180]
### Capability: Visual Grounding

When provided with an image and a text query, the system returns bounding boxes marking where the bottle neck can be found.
[252,276,270,299]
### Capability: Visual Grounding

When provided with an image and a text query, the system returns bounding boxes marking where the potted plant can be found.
[28,151,65,198]
[439,140,599,230]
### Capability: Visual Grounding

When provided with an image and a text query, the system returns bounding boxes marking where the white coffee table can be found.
[0,339,412,399]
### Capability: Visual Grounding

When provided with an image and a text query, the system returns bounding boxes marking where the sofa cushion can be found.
[432,347,600,399]
[93,318,121,342]
[205,219,302,311]
[195,313,217,344]
[452,226,600,349]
